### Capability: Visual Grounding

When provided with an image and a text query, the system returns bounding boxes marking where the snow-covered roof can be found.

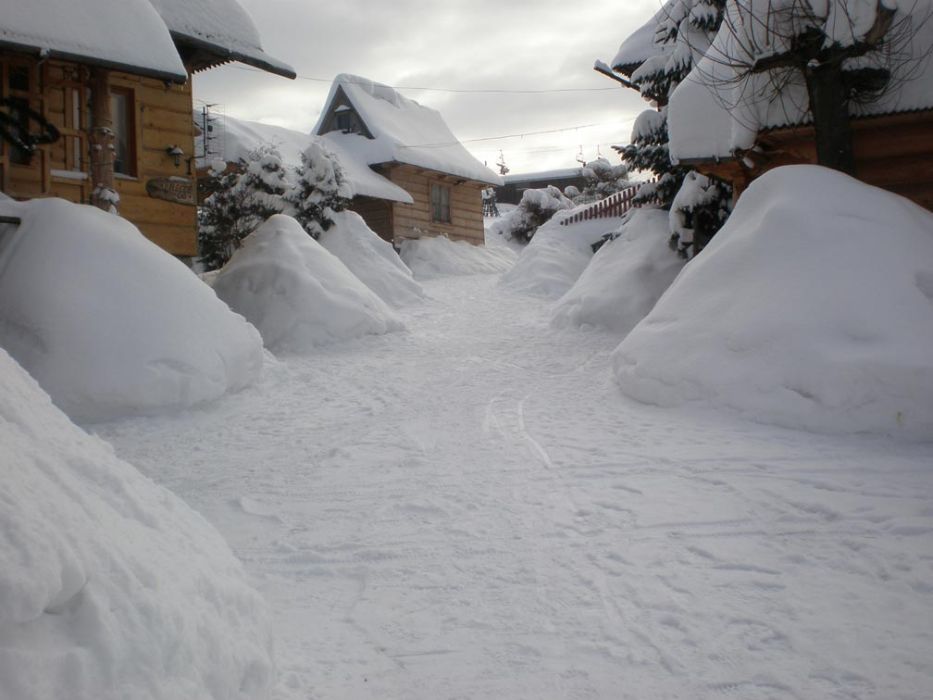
[312,74,502,186]
[0,0,187,83]
[502,168,585,184]
[195,111,413,204]
[148,0,295,78]
[611,6,667,73]
[669,0,933,162]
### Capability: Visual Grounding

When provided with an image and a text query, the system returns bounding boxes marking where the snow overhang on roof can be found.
[148,0,295,79]
[502,168,585,184]
[611,5,667,75]
[313,74,503,186]
[0,0,187,83]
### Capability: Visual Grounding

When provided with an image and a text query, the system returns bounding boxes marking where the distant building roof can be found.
[502,167,585,185]
[313,74,502,186]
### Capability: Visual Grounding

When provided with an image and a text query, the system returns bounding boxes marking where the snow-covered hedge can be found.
[0,198,263,423]
[487,186,574,244]
[0,347,274,700]
[399,235,516,279]
[212,215,404,352]
[552,209,685,333]
[614,166,933,438]
[319,210,424,307]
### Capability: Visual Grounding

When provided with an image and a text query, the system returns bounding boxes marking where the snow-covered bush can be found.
[614,166,933,438]
[212,215,403,352]
[552,209,685,334]
[577,157,630,203]
[491,185,574,245]
[0,198,263,423]
[669,171,732,257]
[198,145,291,271]
[400,235,516,279]
[285,140,352,240]
[0,346,274,700]
[319,210,424,307]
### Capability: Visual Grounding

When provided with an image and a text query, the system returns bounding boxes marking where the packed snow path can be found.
[97,275,933,700]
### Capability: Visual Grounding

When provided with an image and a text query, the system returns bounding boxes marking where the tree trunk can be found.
[805,62,856,175]
[88,68,118,212]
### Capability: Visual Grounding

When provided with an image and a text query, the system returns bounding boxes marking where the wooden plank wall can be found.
[348,195,394,242]
[387,164,486,245]
[0,51,198,257]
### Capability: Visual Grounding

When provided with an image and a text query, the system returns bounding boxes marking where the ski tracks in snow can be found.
[96,275,933,700]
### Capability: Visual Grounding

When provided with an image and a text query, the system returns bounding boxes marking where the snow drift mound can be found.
[500,208,621,298]
[0,348,273,700]
[319,210,424,307]
[399,235,515,279]
[213,215,404,352]
[0,198,263,423]
[553,209,685,334]
[614,166,933,439]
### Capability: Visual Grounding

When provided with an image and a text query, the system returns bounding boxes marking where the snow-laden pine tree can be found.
[198,145,291,270]
[577,157,630,203]
[497,186,575,244]
[285,140,353,240]
[610,0,732,256]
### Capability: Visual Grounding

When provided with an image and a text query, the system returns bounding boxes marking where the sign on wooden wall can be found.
[146,177,195,205]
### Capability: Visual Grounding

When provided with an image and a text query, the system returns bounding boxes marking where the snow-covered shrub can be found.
[198,145,291,271]
[212,215,403,352]
[0,198,263,423]
[552,209,685,334]
[614,165,933,438]
[494,186,574,244]
[577,157,630,203]
[669,171,732,257]
[400,235,517,279]
[0,347,274,700]
[563,185,581,199]
[285,140,352,240]
[319,210,424,307]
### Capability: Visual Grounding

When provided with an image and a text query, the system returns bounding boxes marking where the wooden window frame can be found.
[110,86,137,178]
[431,182,451,224]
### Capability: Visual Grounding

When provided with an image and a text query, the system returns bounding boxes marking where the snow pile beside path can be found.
[500,209,621,299]
[319,211,424,307]
[553,209,685,334]
[213,215,403,352]
[0,347,273,700]
[0,198,263,423]
[614,166,933,438]
[399,236,516,280]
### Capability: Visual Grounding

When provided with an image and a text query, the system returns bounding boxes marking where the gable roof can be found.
[0,0,187,83]
[312,74,502,186]
[148,0,295,78]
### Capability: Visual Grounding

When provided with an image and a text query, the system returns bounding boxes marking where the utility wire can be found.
[228,65,619,94]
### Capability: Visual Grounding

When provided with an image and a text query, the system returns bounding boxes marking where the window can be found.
[431,183,451,223]
[110,88,135,176]
[336,110,352,132]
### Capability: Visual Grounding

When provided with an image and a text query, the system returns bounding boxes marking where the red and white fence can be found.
[560,181,650,226]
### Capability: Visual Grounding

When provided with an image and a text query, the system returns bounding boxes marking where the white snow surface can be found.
[552,209,686,334]
[0,198,263,423]
[319,211,425,308]
[500,208,625,299]
[0,0,186,82]
[313,75,501,186]
[321,133,415,203]
[148,0,293,77]
[615,165,933,438]
[212,215,404,352]
[96,270,933,700]
[399,235,516,280]
[0,347,273,700]
[610,1,671,70]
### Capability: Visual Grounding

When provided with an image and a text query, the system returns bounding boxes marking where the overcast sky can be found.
[192,0,660,174]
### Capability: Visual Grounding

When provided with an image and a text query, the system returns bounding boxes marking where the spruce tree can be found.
[285,141,352,240]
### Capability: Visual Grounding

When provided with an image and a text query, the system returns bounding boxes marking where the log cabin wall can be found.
[0,51,198,257]
[348,195,394,242]
[387,164,485,245]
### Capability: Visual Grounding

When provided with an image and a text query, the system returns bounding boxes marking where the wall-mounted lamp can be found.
[166,145,184,167]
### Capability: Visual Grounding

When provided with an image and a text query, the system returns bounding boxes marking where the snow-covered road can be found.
[97,274,933,700]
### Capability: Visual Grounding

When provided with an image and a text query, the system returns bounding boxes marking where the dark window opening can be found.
[9,66,30,92]
[431,183,451,223]
[6,98,32,165]
[110,88,135,176]
[336,110,353,132]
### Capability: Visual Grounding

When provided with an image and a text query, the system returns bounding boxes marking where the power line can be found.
[227,65,619,95]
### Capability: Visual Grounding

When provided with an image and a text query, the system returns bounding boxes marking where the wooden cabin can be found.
[0,0,293,260]
[314,75,501,246]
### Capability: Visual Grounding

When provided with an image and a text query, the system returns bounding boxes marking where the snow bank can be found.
[0,198,263,423]
[319,210,424,307]
[0,347,273,700]
[614,166,933,439]
[499,209,621,299]
[399,236,516,280]
[552,209,685,334]
[212,215,403,352]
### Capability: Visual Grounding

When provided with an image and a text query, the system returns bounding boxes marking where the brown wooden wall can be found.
[386,164,486,245]
[348,195,394,241]
[0,51,198,256]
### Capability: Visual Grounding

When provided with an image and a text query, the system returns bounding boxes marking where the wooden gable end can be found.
[317,86,372,139]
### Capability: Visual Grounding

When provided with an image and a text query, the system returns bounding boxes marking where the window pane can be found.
[111,92,131,175]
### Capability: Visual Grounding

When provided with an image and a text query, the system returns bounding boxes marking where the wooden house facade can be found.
[314,75,501,247]
[0,0,293,259]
